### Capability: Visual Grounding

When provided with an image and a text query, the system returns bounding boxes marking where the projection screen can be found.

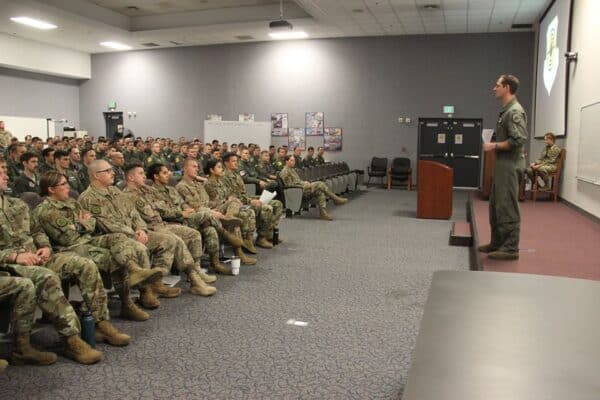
[534,0,572,138]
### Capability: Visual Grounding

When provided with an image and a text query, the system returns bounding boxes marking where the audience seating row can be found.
[367,157,412,190]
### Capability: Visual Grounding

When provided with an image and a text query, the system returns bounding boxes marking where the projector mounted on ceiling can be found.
[269,19,293,30]
[268,0,307,40]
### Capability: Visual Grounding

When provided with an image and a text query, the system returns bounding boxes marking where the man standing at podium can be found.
[480,75,527,260]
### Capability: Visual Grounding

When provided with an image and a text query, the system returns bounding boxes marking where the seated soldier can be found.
[292,147,304,169]
[303,146,317,167]
[123,162,224,285]
[279,154,348,221]
[0,274,57,368]
[78,160,190,309]
[203,159,257,264]
[315,146,326,165]
[176,158,256,266]
[238,147,278,193]
[53,150,81,193]
[12,152,40,196]
[34,171,161,322]
[526,132,561,188]
[0,168,102,364]
[256,150,279,182]
[222,152,284,249]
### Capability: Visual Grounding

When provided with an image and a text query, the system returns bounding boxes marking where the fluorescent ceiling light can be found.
[100,41,132,50]
[10,17,57,30]
[269,31,308,40]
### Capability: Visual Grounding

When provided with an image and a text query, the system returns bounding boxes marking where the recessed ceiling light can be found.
[421,4,440,11]
[10,17,57,30]
[100,41,132,50]
[268,31,308,40]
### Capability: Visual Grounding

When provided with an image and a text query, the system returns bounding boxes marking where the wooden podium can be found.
[417,160,453,219]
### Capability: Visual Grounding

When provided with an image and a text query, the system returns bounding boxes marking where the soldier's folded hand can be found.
[16,252,41,266]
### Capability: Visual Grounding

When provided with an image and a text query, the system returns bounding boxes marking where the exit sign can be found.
[443,105,455,114]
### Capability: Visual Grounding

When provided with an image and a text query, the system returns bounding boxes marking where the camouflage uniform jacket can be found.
[238,159,262,185]
[203,177,230,209]
[0,195,51,263]
[222,169,253,204]
[32,197,96,251]
[123,184,178,226]
[78,184,147,237]
[0,130,13,148]
[256,161,277,180]
[279,166,304,187]
[150,183,189,221]
[175,178,211,210]
[535,144,561,167]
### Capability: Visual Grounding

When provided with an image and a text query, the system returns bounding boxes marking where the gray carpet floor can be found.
[0,188,469,400]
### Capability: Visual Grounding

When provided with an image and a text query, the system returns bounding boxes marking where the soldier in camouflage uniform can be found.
[272,147,286,172]
[0,121,14,150]
[0,169,102,364]
[122,163,220,290]
[34,171,161,321]
[203,159,258,263]
[0,275,58,368]
[480,75,528,260]
[280,155,348,220]
[78,160,186,307]
[177,158,256,266]
[525,132,561,188]
[222,152,283,249]
[147,162,248,271]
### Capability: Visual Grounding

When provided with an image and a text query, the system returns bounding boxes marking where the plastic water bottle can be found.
[272,228,279,245]
[80,312,96,348]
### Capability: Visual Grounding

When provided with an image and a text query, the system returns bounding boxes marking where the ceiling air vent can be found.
[141,42,160,47]
[511,23,533,29]
[235,35,254,41]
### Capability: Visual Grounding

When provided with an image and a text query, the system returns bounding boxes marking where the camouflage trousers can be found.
[0,276,36,335]
[153,224,199,273]
[303,181,331,209]
[252,199,283,239]
[215,198,256,238]
[184,210,220,257]
[0,264,80,336]
[146,231,180,272]
[525,165,557,182]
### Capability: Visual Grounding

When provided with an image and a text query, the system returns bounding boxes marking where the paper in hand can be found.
[259,190,277,204]
[482,129,494,143]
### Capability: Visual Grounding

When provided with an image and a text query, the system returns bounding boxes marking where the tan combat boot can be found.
[139,286,160,309]
[0,359,7,373]
[220,228,244,248]
[477,243,497,253]
[319,208,333,221]
[95,320,131,346]
[63,335,102,365]
[120,299,149,321]
[128,264,162,288]
[201,258,220,283]
[11,334,57,365]
[210,256,233,275]
[187,270,217,296]
[151,280,182,298]
[242,237,258,254]
[255,236,273,249]
[331,194,348,205]
[234,247,257,265]
[220,216,243,229]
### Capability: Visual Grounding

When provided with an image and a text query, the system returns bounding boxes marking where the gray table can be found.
[403,271,600,400]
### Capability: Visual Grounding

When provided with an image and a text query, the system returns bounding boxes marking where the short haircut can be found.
[8,143,23,154]
[277,146,286,153]
[53,149,69,160]
[32,137,42,143]
[500,74,520,94]
[183,157,198,168]
[20,152,38,163]
[221,152,237,163]
[81,147,95,158]
[124,161,143,176]
[284,154,295,162]
[41,148,55,158]
[544,132,556,142]
[39,171,67,196]
[307,146,314,151]
[146,163,167,180]
[261,150,269,155]
[269,145,275,150]
[204,158,221,175]
[88,159,111,175]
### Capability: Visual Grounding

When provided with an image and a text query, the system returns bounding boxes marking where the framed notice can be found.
[323,127,342,151]
[288,128,306,150]
[271,113,288,136]
[238,113,255,122]
[305,111,324,136]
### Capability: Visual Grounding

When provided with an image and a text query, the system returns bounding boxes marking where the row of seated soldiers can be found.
[1,135,326,197]
[0,148,349,371]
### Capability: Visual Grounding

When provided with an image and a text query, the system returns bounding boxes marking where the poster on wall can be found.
[288,128,306,150]
[323,127,342,151]
[271,113,288,136]
[206,113,223,121]
[305,112,324,136]
[238,113,255,122]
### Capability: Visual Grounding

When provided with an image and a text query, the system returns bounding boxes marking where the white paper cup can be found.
[230,257,240,276]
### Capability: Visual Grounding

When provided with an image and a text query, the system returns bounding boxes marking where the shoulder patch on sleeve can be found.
[135,199,145,208]
[55,217,69,227]
[90,205,102,215]
[512,113,522,124]
[239,170,246,176]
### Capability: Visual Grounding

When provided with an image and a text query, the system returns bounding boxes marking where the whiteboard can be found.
[204,120,271,151]
[0,115,55,141]
[576,101,600,185]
